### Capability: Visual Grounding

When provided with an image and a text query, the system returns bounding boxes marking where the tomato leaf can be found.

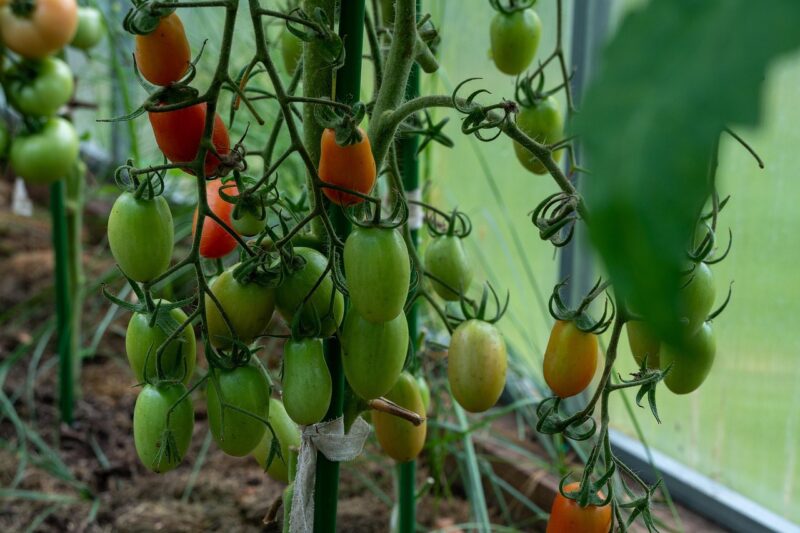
[574,0,800,344]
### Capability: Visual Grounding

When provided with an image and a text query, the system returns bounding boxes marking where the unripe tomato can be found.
[133,382,194,473]
[252,398,300,483]
[342,308,408,400]
[6,57,74,117]
[10,117,79,184]
[424,235,473,301]
[514,96,564,175]
[543,320,599,398]
[626,321,661,368]
[108,191,174,282]
[344,227,410,323]
[448,319,507,412]
[70,6,104,50]
[193,179,238,259]
[275,247,345,337]
[207,364,271,457]
[282,338,331,425]
[318,127,376,206]
[126,302,196,384]
[373,372,427,463]
[416,376,431,414]
[489,8,541,76]
[0,0,78,59]
[546,482,612,533]
[677,262,715,334]
[135,12,190,86]
[148,103,230,178]
[231,202,268,237]
[660,322,716,395]
[281,29,302,74]
[204,265,276,348]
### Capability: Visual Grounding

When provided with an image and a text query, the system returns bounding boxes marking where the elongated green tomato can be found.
[417,376,431,414]
[207,364,271,456]
[276,247,344,337]
[341,309,408,400]
[448,319,508,412]
[133,382,194,473]
[543,320,598,398]
[424,235,473,301]
[282,338,332,425]
[513,96,564,175]
[344,227,410,323]
[626,321,660,368]
[70,6,104,50]
[660,322,716,394]
[6,56,74,117]
[108,191,174,282]
[10,117,79,184]
[126,302,196,384]
[677,262,715,334]
[205,266,276,348]
[489,8,541,75]
[373,372,427,463]
[281,29,302,74]
[252,398,300,483]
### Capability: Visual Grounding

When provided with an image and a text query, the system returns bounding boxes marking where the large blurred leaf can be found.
[574,0,800,344]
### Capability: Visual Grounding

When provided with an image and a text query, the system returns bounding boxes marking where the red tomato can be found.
[193,180,238,259]
[318,127,376,206]
[148,102,230,178]
[135,12,191,86]
[543,320,599,398]
[546,482,612,533]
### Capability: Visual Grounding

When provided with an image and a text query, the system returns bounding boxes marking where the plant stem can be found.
[51,181,73,425]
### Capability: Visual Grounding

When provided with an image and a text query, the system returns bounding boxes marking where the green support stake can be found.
[314,1,366,531]
[51,180,74,425]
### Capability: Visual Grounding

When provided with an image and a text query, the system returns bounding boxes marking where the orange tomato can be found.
[0,0,78,58]
[543,320,599,398]
[546,482,612,533]
[193,180,238,259]
[135,12,191,86]
[318,127,376,206]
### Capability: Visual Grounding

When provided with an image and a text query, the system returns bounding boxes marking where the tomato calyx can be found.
[314,99,367,146]
[281,6,344,69]
[123,1,177,35]
[530,192,579,248]
[489,0,535,15]
[9,0,36,17]
[456,282,509,326]
[515,69,566,110]
[557,477,612,510]
[423,206,472,238]
[549,278,614,334]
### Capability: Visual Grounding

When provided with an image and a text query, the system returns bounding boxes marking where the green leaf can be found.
[574,0,800,344]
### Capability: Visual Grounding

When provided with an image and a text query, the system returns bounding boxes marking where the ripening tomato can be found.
[660,322,716,395]
[204,265,276,348]
[344,227,410,323]
[448,319,507,412]
[0,0,78,59]
[193,179,239,259]
[546,482,612,533]
[10,117,79,184]
[148,102,230,178]
[126,302,196,384]
[489,8,541,76]
[108,191,174,282]
[543,320,599,398]
[373,372,427,463]
[677,262,716,334]
[424,235,473,301]
[627,321,661,369]
[318,127,376,205]
[207,364,271,457]
[133,382,194,473]
[70,6,104,50]
[514,96,564,175]
[6,57,74,117]
[135,12,190,86]
[281,29,302,74]
[252,398,300,483]
[282,338,331,426]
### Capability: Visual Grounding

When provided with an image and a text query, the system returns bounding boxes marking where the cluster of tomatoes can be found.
[0,0,104,184]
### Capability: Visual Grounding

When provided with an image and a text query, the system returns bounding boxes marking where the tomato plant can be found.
[126,303,196,384]
[318,127,376,205]
[193,179,239,259]
[133,382,194,473]
[281,29,302,74]
[0,0,78,58]
[70,6,104,50]
[543,320,599,399]
[5,56,74,117]
[252,398,300,483]
[205,265,276,348]
[448,319,508,413]
[282,338,332,425]
[546,482,612,533]
[373,372,427,463]
[134,12,190,86]
[10,117,79,184]
[489,6,541,76]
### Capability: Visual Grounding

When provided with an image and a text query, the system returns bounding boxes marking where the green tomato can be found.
[107,191,174,283]
[282,338,331,426]
[280,29,303,75]
[10,117,79,184]
[207,364,271,457]
[133,382,194,473]
[341,308,408,401]
[252,397,300,483]
[276,247,344,337]
[626,321,660,369]
[489,8,541,75]
[513,96,564,175]
[71,7,105,50]
[344,227,410,323]
[448,319,508,413]
[677,262,716,334]
[373,372,427,463]
[5,57,74,117]
[424,235,473,301]
[126,302,196,384]
[416,375,431,414]
[205,266,276,348]
[231,205,268,237]
[660,322,716,395]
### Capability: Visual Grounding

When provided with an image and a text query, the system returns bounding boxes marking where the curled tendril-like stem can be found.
[549,278,615,334]
[535,397,597,441]
[458,282,509,325]
[530,192,578,247]
[452,78,518,142]
[418,203,472,238]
